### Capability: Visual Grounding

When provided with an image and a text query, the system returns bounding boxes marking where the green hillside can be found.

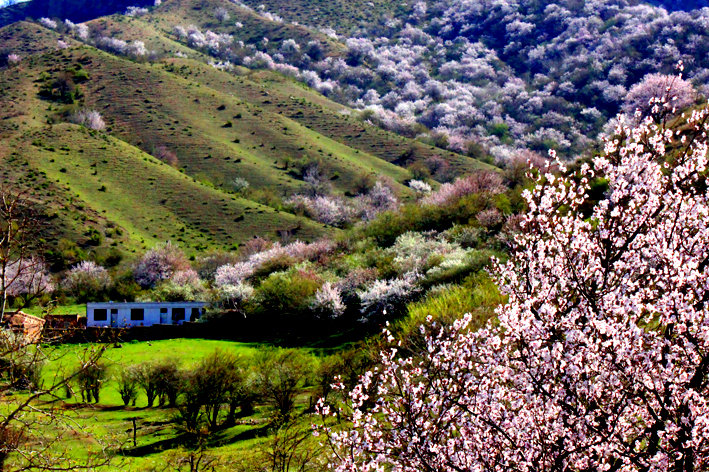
[0,12,492,257]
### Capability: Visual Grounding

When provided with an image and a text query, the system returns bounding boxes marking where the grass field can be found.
[7,338,327,471]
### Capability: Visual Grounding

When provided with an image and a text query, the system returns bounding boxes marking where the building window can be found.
[160,308,168,314]
[94,309,108,321]
[172,307,185,321]
[130,308,144,321]
[191,308,201,321]
[110,309,118,315]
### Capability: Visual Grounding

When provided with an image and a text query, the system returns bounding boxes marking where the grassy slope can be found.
[0,34,330,251]
[0,8,495,253]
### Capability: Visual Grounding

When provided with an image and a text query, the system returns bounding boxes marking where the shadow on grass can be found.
[119,424,270,457]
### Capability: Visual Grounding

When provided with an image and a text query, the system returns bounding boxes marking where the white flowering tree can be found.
[62,261,111,302]
[319,96,709,470]
[0,189,53,316]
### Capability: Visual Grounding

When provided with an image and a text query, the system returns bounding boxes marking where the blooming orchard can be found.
[319,96,709,470]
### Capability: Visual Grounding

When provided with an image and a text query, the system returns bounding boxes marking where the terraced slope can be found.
[0,13,494,256]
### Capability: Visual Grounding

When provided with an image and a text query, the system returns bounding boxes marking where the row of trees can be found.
[74,349,315,431]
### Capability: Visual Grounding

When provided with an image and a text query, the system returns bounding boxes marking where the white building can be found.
[86,301,206,328]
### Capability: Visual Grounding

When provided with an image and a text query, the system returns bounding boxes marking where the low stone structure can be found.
[2,311,46,343]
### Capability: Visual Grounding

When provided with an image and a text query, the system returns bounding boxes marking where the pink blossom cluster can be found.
[133,242,190,288]
[311,282,346,319]
[214,239,337,287]
[38,17,57,29]
[319,98,709,470]
[623,73,696,117]
[287,182,399,227]
[356,272,420,320]
[420,171,504,207]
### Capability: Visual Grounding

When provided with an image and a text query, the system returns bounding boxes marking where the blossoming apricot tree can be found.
[318,94,709,470]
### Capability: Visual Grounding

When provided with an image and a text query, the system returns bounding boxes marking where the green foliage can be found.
[253,270,321,320]
[489,122,510,141]
[361,193,494,247]
[253,348,313,422]
[396,273,505,348]
[75,361,107,403]
[115,366,139,406]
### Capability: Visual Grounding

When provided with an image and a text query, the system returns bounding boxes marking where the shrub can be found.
[68,109,106,131]
[213,283,254,311]
[195,251,240,280]
[421,171,505,207]
[622,73,696,118]
[178,351,250,433]
[137,363,160,407]
[214,262,255,287]
[311,282,345,319]
[152,269,205,302]
[253,349,312,422]
[255,271,321,321]
[62,261,112,302]
[153,360,182,407]
[407,179,432,195]
[133,242,190,289]
[115,366,139,406]
[232,177,250,194]
[357,272,421,321]
[75,362,106,403]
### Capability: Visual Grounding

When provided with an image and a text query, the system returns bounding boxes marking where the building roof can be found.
[86,301,206,307]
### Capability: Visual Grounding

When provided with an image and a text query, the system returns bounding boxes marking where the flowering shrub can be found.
[62,261,111,302]
[421,171,504,207]
[213,282,254,311]
[133,242,190,289]
[214,262,255,287]
[357,272,420,320]
[388,232,456,274]
[287,195,356,227]
[95,37,147,58]
[623,72,696,118]
[287,181,398,227]
[407,179,431,195]
[152,269,205,302]
[311,282,346,319]
[68,110,106,131]
[319,94,709,470]
[64,20,89,41]
[124,6,148,17]
[232,177,250,194]
[38,17,57,29]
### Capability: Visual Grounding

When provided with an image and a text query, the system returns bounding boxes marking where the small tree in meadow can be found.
[116,366,139,406]
[254,349,312,423]
[76,361,106,403]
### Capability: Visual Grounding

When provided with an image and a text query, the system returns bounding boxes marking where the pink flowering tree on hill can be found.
[318,94,709,470]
